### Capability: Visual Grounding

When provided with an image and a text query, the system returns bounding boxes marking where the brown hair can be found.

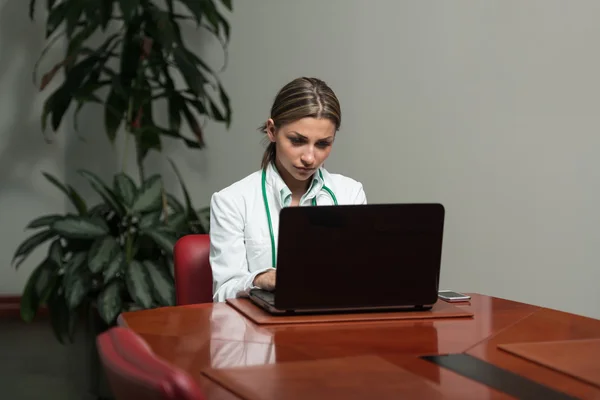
[259,77,342,169]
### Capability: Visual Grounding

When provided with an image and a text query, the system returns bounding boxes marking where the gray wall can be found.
[1,0,598,319]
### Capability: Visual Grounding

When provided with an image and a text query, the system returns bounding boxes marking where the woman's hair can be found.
[259,77,341,169]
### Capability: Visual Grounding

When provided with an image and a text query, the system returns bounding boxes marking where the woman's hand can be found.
[253,269,276,291]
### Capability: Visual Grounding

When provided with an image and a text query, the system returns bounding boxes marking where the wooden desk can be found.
[119,294,600,399]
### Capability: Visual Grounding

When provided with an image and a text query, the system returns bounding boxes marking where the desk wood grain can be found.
[119,294,600,399]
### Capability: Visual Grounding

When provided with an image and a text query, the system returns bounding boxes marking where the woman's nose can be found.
[301,149,315,165]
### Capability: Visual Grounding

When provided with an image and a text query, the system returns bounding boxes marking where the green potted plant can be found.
[14,0,232,344]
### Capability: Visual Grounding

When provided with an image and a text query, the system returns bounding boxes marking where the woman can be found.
[209,77,367,302]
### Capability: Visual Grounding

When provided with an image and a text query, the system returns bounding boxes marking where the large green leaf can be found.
[12,230,57,269]
[144,260,175,306]
[51,216,109,239]
[104,251,125,282]
[142,229,177,256]
[114,173,137,207]
[126,260,153,308]
[48,239,63,266]
[20,262,47,322]
[167,93,183,132]
[65,271,90,309]
[65,252,87,279]
[78,170,126,216]
[131,175,163,214]
[26,214,63,229]
[97,280,123,324]
[88,236,119,273]
[42,172,87,215]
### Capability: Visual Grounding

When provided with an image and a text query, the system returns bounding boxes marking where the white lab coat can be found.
[209,162,367,302]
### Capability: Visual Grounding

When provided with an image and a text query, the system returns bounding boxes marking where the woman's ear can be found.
[266,118,276,142]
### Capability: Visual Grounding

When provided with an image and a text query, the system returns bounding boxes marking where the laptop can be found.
[248,203,445,315]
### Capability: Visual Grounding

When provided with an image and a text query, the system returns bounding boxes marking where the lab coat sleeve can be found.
[352,183,367,205]
[209,191,270,302]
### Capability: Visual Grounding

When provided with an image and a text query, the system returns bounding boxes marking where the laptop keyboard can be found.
[252,289,275,306]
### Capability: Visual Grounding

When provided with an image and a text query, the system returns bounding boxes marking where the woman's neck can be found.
[273,159,312,201]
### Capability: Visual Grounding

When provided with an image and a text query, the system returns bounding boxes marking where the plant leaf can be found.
[104,251,125,282]
[113,173,137,207]
[12,230,57,269]
[222,0,233,11]
[46,2,67,38]
[42,172,87,215]
[141,229,177,256]
[46,291,71,344]
[64,252,87,281]
[47,291,69,344]
[65,271,90,309]
[99,0,113,30]
[126,260,153,308]
[218,81,232,128]
[104,84,127,143]
[97,280,123,324]
[26,214,63,229]
[168,93,182,132]
[166,212,187,231]
[20,262,46,322]
[117,0,139,22]
[29,0,35,19]
[131,175,162,214]
[88,236,119,273]
[138,211,162,230]
[45,55,101,132]
[173,47,205,97]
[159,127,201,149]
[52,216,109,239]
[167,193,184,214]
[78,169,126,216]
[144,260,175,306]
[48,239,63,266]
[38,267,59,306]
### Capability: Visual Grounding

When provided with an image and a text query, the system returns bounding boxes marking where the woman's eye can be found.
[316,141,331,148]
[289,137,303,144]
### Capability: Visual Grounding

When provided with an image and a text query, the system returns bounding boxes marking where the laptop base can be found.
[248,289,434,316]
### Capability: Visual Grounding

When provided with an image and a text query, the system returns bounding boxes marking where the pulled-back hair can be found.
[259,77,341,169]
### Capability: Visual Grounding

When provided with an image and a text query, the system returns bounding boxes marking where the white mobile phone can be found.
[438,290,471,302]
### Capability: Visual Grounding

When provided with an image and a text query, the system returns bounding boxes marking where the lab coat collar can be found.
[265,162,325,207]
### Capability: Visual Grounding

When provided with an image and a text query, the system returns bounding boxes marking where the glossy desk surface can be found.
[119,294,600,399]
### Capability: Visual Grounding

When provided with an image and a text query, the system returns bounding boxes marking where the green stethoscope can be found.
[261,167,338,268]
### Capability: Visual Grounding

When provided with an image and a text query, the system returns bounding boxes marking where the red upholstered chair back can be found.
[96,327,206,400]
[173,234,213,305]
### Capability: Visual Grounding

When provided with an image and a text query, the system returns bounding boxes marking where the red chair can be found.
[173,234,213,305]
[97,327,206,400]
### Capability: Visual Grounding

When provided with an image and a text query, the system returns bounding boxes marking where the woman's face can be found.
[267,117,336,182]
